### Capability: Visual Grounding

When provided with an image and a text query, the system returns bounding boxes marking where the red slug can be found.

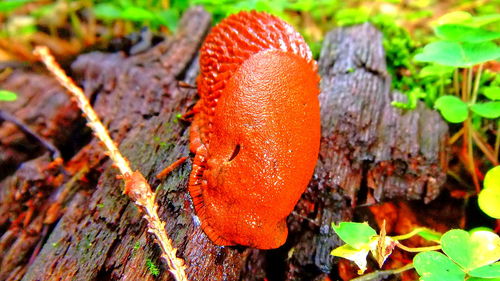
[189,11,320,249]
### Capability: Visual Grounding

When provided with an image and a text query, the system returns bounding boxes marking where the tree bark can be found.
[0,11,448,281]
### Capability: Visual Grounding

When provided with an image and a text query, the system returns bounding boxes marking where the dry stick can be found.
[33,46,188,281]
[0,109,61,159]
[156,156,188,179]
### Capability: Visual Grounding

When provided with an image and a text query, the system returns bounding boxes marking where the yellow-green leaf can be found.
[441,230,500,271]
[484,166,500,190]
[478,187,500,219]
[0,90,17,101]
[332,222,377,249]
[470,102,500,119]
[331,244,370,274]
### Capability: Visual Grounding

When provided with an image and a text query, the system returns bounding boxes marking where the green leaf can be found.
[435,11,472,26]
[335,8,369,26]
[441,229,500,271]
[331,244,370,274]
[469,14,500,27]
[0,90,18,101]
[416,228,442,242]
[414,251,465,281]
[434,95,468,123]
[469,262,500,278]
[332,222,376,249]
[0,0,33,12]
[434,12,500,27]
[414,41,500,67]
[120,7,155,21]
[483,86,500,100]
[469,227,494,233]
[468,277,500,281]
[435,24,500,42]
[485,166,500,190]
[418,64,454,78]
[93,3,122,20]
[155,9,180,31]
[470,102,500,119]
[478,187,500,219]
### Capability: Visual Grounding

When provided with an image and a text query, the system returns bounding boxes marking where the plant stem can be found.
[495,120,500,161]
[461,68,467,100]
[447,170,472,190]
[471,64,483,104]
[453,68,459,96]
[449,127,464,145]
[472,129,498,166]
[350,263,415,281]
[467,66,473,101]
[466,119,480,193]
[393,227,429,241]
[461,67,480,193]
[396,242,441,253]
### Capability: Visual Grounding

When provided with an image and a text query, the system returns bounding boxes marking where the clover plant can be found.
[331,222,500,281]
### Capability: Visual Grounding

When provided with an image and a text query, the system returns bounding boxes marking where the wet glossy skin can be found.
[189,11,320,249]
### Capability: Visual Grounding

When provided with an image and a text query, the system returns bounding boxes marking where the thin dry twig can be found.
[156,156,188,179]
[33,45,188,281]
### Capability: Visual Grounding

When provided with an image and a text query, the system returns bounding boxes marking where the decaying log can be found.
[0,10,448,281]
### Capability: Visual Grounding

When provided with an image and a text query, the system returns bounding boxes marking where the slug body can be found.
[189,11,320,249]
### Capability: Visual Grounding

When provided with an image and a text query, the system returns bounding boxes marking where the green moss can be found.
[146,258,160,277]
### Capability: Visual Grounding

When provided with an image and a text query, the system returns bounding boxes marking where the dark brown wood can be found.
[0,14,448,281]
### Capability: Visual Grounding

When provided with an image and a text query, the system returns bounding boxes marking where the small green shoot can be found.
[0,90,18,101]
[146,258,160,277]
[174,113,182,124]
[478,166,500,218]
[331,222,397,274]
[133,241,141,251]
[392,88,426,110]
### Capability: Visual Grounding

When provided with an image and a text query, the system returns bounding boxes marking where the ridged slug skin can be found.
[189,11,320,249]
